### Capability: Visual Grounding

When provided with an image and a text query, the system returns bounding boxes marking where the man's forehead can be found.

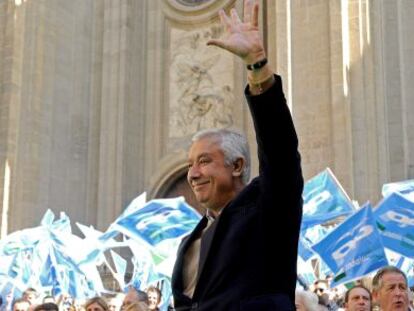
[188,139,222,158]
[316,282,327,289]
[382,272,407,284]
[350,287,370,297]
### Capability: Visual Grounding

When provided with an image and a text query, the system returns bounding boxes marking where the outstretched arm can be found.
[207,0,274,95]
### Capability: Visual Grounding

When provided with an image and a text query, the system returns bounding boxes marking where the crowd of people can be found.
[0,285,163,311]
[2,265,413,311]
[296,266,414,311]
[2,0,412,310]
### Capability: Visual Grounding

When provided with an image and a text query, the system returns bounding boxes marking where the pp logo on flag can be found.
[332,223,373,264]
[380,210,414,228]
[304,190,331,215]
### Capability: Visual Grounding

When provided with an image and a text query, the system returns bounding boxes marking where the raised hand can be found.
[207,0,265,65]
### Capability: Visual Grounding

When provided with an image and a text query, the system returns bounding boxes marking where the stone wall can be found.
[0,0,413,233]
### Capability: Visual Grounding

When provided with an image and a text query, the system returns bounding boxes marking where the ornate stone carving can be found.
[163,0,234,24]
[169,26,235,138]
[175,0,212,7]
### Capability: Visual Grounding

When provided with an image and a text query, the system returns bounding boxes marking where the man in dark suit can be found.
[171,0,303,310]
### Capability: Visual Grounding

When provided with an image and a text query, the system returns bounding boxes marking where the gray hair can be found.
[372,265,408,293]
[192,128,251,184]
[295,290,319,311]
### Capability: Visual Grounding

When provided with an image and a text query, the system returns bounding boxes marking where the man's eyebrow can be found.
[189,152,211,161]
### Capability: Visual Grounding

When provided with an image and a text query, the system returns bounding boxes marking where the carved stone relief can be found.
[175,0,212,7]
[169,25,235,138]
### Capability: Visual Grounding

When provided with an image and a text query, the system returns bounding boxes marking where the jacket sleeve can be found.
[245,75,303,220]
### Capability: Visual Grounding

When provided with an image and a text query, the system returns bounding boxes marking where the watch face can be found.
[175,0,212,6]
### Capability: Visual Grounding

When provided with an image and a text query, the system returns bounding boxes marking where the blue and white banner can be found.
[298,225,331,262]
[298,237,314,262]
[400,257,414,287]
[112,197,201,246]
[374,192,414,257]
[382,179,414,202]
[297,257,317,287]
[312,204,388,286]
[302,168,355,229]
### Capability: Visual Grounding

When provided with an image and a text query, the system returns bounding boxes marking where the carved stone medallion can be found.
[175,0,212,7]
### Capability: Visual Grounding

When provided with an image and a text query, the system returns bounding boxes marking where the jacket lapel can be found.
[172,217,208,292]
[196,215,220,285]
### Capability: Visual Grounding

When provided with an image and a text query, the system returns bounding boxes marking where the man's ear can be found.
[232,158,245,177]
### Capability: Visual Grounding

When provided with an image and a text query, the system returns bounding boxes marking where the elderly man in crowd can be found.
[372,266,409,311]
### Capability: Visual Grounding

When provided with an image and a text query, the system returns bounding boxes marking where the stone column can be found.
[0,0,97,232]
[372,0,414,184]
[343,0,381,202]
[273,1,335,181]
[95,0,149,229]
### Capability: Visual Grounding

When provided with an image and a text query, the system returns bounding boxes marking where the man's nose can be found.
[188,165,200,180]
[394,287,406,296]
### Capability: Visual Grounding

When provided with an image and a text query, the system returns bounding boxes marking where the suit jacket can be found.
[172,75,304,311]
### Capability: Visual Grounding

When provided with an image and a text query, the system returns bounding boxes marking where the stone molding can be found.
[162,0,234,24]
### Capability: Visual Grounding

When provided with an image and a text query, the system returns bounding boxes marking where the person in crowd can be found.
[72,298,86,311]
[33,303,59,311]
[296,290,320,311]
[41,297,55,304]
[12,299,30,311]
[372,266,409,311]
[22,288,39,306]
[145,287,161,311]
[122,288,148,310]
[314,280,329,298]
[343,285,371,311]
[106,294,124,311]
[57,293,74,311]
[84,297,108,311]
[124,302,148,311]
[171,0,303,310]
[313,280,339,311]
[3,290,15,311]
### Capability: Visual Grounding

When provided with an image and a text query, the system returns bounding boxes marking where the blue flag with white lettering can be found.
[112,197,201,246]
[312,204,388,286]
[298,225,331,261]
[382,179,414,202]
[302,168,355,229]
[373,192,414,257]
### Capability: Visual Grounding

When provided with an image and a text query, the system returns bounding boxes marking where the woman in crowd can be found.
[84,297,108,311]
[145,287,161,311]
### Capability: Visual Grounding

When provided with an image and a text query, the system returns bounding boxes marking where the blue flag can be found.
[401,258,414,287]
[374,192,414,257]
[298,237,314,262]
[302,168,355,229]
[112,197,201,246]
[298,225,330,261]
[312,204,388,286]
[109,250,127,289]
[297,257,317,287]
[382,179,414,202]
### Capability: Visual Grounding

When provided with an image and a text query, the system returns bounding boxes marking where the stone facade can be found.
[0,0,413,233]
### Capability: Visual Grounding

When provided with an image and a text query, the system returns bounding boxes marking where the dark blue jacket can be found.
[172,76,303,310]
